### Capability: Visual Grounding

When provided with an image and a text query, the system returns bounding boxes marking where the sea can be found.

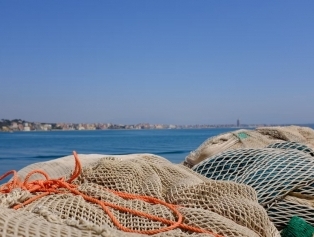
[0,128,237,175]
[1,126,313,182]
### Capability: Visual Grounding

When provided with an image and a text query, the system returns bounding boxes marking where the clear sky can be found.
[1,1,313,125]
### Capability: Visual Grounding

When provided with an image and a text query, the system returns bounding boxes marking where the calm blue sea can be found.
[0,126,313,180]
[0,128,238,176]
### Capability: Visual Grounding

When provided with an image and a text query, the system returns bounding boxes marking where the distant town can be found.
[0,119,304,132]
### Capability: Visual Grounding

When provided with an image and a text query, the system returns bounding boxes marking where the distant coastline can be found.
[1,119,312,132]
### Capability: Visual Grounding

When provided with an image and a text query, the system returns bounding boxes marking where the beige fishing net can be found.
[185,126,314,167]
[0,153,280,237]
[257,126,314,146]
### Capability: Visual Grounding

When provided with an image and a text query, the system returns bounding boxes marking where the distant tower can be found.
[237,119,240,127]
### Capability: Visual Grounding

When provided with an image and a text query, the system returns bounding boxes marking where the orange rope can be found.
[0,151,224,237]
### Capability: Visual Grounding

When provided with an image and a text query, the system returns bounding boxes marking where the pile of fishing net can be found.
[189,126,314,231]
[0,153,280,237]
[184,125,314,168]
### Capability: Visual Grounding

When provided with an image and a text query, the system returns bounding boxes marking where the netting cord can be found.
[0,151,224,236]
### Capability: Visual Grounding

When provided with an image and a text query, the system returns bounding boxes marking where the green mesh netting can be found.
[193,148,314,205]
[267,142,314,156]
[192,145,314,229]
[280,216,314,237]
[265,143,314,197]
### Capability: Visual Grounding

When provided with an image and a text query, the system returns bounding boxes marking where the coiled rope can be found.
[0,151,224,236]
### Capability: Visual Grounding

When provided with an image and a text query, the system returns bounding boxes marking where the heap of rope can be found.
[0,151,224,237]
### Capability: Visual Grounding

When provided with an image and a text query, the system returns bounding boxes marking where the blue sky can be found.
[1,1,313,125]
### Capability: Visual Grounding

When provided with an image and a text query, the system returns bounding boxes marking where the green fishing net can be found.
[281,216,314,237]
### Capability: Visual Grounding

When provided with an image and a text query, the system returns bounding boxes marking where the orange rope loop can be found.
[0,151,224,237]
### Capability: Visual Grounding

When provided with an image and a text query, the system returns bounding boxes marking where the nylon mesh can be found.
[0,154,279,237]
[185,126,314,167]
[267,141,314,156]
[192,146,314,230]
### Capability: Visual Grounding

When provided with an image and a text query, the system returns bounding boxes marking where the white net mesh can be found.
[0,153,280,237]
[192,144,314,229]
[266,141,314,156]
